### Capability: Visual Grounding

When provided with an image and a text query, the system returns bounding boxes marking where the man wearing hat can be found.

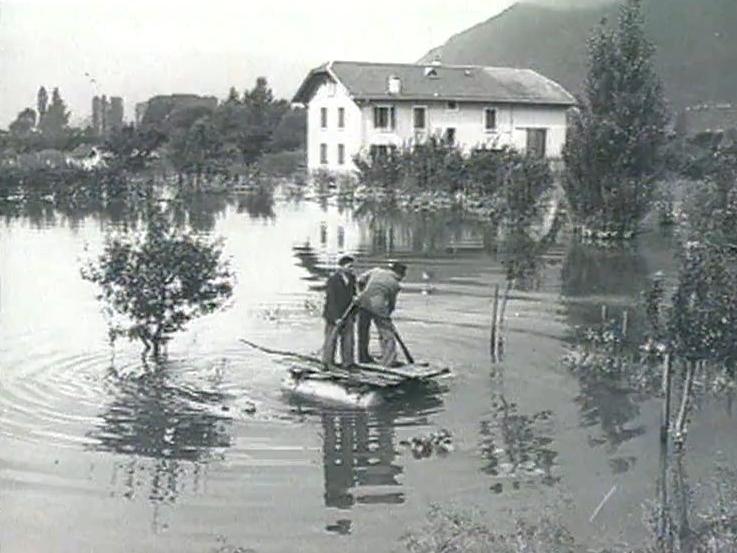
[322,254,357,369]
[356,261,407,367]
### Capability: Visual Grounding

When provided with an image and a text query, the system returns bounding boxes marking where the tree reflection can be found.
[88,367,231,505]
[479,370,559,493]
[169,192,231,231]
[353,201,489,256]
[236,188,275,220]
[561,242,649,330]
[561,242,651,460]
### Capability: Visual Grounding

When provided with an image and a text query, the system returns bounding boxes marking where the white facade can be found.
[306,78,569,173]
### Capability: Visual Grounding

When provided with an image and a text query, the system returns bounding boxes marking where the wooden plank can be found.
[288,365,403,388]
[354,361,450,380]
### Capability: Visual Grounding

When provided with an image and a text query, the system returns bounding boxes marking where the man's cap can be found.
[338,254,355,267]
[389,261,407,276]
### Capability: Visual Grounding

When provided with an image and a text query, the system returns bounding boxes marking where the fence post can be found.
[491,283,500,362]
[660,353,672,444]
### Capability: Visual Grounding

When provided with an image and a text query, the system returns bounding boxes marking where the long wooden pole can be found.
[660,353,673,444]
[490,283,500,362]
[674,360,697,450]
[239,338,322,365]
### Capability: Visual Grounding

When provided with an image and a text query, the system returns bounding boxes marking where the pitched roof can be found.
[292,61,576,106]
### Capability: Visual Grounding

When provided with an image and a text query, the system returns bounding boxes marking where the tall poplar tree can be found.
[37,86,48,122]
[563,0,669,236]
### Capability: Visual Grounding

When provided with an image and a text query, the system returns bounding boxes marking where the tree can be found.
[9,108,37,138]
[169,115,225,176]
[563,0,669,236]
[243,76,274,108]
[38,87,71,147]
[37,86,48,121]
[226,86,240,105]
[82,202,234,358]
[102,124,166,171]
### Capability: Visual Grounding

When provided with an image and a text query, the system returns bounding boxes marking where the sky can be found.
[0,0,525,128]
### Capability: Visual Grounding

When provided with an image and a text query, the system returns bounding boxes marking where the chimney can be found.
[387,75,401,95]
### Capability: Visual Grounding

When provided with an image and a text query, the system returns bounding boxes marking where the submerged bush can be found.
[82,201,234,358]
[353,139,553,223]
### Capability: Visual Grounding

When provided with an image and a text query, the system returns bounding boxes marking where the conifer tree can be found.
[37,86,48,122]
[39,87,71,143]
[563,0,669,236]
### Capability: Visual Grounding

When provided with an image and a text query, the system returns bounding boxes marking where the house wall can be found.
[358,101,568,158]
[306,79,569,173]
[306,78,363,172]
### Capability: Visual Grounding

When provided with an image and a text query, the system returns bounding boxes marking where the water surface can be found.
[1,191,735,553]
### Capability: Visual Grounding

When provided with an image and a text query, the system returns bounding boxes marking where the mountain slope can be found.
[419,0,737,111]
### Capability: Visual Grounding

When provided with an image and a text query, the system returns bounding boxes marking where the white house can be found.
[292,61,576,173]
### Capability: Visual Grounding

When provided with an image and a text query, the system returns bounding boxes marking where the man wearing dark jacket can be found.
[322,255,357,369]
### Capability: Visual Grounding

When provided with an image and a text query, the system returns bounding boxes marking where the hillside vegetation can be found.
[420,0,737,111]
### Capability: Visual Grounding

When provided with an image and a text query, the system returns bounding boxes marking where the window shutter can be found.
[390,107,396,130]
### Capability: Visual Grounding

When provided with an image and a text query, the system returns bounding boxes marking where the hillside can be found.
[419,0,737,112]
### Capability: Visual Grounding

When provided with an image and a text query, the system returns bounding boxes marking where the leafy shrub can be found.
[82,201,234,357]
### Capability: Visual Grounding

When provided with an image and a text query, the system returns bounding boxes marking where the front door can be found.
[526,128,547,158]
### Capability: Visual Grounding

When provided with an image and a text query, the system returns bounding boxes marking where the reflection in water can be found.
[288,385,445,534]
[88,367,231,504]
[353,202,491,256]
[576,380,646,454]
[170,192,232,231]
[479,371,559,493]
[562,243,650,461]
[236,188,275,220]
[293,242,330,285]
[321,410,403,510]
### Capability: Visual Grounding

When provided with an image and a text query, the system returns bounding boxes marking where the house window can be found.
[526,128,547,159]
[446,101,458,111]
[320,107,328,129]
[445,128,456,145]
[338,107,345,129]
[373,106,395,130]
[413,106,426,129]
[338,144,345,165]
[327,82,336,97]
[320,143,328,164]
[484,108,497,131]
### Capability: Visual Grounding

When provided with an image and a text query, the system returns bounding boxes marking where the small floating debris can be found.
[400,428,454,459]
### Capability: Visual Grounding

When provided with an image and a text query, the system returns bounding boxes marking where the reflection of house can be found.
[292,61,575,172]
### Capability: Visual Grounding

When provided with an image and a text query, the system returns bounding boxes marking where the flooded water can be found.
[1,190,735,553]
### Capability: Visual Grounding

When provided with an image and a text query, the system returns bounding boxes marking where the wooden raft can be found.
[288,361,449,389]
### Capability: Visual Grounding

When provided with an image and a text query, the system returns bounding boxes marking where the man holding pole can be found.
[322,255,357,370]
[356,262,407,367]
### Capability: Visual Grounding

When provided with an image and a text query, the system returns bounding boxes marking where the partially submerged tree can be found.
[563,0,669,237]
[82,202,234,358]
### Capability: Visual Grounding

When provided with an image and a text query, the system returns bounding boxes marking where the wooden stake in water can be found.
[601,304,608,323]
[661,353,672,444]
[622,309,629,339]
[490,284,500,362]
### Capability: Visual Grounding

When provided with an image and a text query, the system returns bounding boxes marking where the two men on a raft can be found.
[322,255,407,370]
